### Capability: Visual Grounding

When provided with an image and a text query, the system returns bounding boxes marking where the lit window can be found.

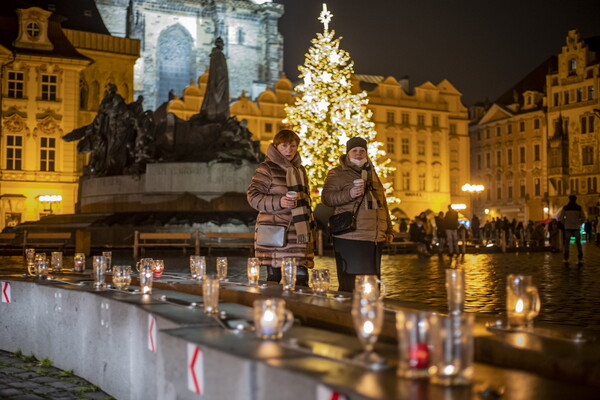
[568,58,577,74]
[40,137,56,172]
[6,135,23,170]
[41,74,57,101]
[7,71,24,99]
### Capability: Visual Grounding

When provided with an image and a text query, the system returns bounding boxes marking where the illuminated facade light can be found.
[451,204,467,210]
[461,184,484,193]
[38,195,62,202]
[484,208,490,214]
[543,207,549,213]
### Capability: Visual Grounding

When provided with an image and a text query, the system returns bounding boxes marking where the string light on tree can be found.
[284,3,394,202]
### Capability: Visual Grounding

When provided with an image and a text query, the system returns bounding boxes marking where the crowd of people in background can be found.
[396,201,600,257]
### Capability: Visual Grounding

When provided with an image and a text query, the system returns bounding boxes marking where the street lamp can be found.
[462,184,485,216]
[39,195,62,215]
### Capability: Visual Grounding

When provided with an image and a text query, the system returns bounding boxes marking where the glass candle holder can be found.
[446,269,465,315]
[136,257,153,273]
[112,265,132,290]
[506,274,541,329]
[36,258,49,279]
[190,255,206,280]
[153,259,165,277]
[396,310,430,378]
[51,252,63,273]
[74,253,86,272]
[247,257,260,285]
[282,257,296,291]
[25,248,36,275]
[216,257,228,281]
[202,275,220,314]
[93,255,107,289]
[102,251,112,273]
[139,265,153,294]
[355,275,386,300]
[253,298,294,340]
[351,294,384,365]
[428,313,474,386]
[311,269,331,294]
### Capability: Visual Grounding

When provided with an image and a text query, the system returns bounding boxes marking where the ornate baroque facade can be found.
[470,29,599,222]
[95,0,284,110]
[168,73,471,219]
[0,0,138,229]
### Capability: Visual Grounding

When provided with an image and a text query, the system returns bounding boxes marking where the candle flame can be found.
[515,299,524,313]
[263,309,275,322]
[364,283,372,295]
[363,321,374,334]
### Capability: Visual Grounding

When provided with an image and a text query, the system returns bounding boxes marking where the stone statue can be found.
[200,37,229,121]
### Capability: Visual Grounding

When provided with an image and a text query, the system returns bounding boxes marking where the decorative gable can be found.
[13,7,54,51]
[478,104,513,125]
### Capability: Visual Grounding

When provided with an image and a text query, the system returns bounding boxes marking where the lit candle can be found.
[260,309,278,336]
[153,260,164,277]
[248,265,259,285]
[408,343,429,369]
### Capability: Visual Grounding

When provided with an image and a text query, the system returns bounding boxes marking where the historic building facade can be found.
[546,30,600,218]
[0,0,138,229]
[95,0,284,111]
[168,73,471,219]
[470,29,599,222]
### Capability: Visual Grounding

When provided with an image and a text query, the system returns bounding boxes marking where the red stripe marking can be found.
[148,317,155,352]
[2,283,9,303]
[189,346,201,394]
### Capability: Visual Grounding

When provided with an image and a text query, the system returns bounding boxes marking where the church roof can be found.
[0,0,91,61]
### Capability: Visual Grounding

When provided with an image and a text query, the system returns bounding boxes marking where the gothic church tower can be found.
[95,0,284,110]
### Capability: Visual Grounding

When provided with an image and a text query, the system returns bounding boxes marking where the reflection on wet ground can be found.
[4,243,599,328]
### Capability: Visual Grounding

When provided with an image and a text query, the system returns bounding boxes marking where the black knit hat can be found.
[346,137,367,153]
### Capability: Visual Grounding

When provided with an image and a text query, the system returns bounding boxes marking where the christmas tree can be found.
[284,4,393,202]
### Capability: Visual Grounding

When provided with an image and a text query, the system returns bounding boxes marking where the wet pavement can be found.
[3,242,599,329]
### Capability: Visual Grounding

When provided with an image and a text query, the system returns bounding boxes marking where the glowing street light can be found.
[38,195,62,214]
[451,204,467,210]
[461,184,485,193]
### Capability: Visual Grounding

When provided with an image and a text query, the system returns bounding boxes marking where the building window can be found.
[237,28,245,45]
[432,115,439,127]
[549,148,560,168]
[564,90,569,105]
[520,180,526,198]
[7,71,24,99]
[589,177,598,193]
[519,121,525,132]
[581,116,588,134]
[450,149,458,162]
[577,87,583,102]
[485,152,490,168]
[535,178,541,196]
[486,129,490,139]
[553,92,559,106]
[432,141,440,157]
[496,150,501,166]
[534,119,540,129]
[26,22,40,38]
[534,144,540,161]
[582,146,594,165]
[450,123,457,134]
[40,137,56,172]
[507,124,512,134]
[401,138,409,155]
[401,113,409,125]
[557,180,563,195]
[496,127,501,137]
[568,58,577,75]
[519,147,526,163]
[477,154,481,169]
[265,123,273,133]
[497,186,502,200]
[402,172,410,191]
[588,85,594,100]
[508,184,513,200]
[570,178,579,194]
[387,137,395,154]
[433,173,440,192]
[417,114,425,126]
[79,79,88,109]
[5,135,23,170]
[419,173,426,191]
[589,116,595,133]
[386,111,395,124]
[450,176,458,195]
[507,149,513,165]
[41,75,57,101]
[418,140,425,156]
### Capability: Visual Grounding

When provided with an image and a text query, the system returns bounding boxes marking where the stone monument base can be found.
[78,161,256,213]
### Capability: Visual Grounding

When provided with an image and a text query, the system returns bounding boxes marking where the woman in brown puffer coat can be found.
[322,137,394,292]
[247,130,315,286]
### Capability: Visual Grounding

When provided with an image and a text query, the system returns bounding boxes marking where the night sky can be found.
[274,0,600,106]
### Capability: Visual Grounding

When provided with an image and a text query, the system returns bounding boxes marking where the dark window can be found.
[41,75,57,101]
[519,121,525,132]
[6,135,23,170]
[265,123,272,133]
[535,178,541,196]
[387,111,395,124]
[519,147,526,163]
[534,144,540,161]
[26,22,40,38]
[581,116,588,134]
[534,119,540,129]
[387,137,395,154]
[40,137,56,172]
[582,146,594,165]
[7,72,24,99]
[507,149,513,165]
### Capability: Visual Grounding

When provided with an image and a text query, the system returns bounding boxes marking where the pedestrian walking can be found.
[444,205,460,256]
[556,195,586,262]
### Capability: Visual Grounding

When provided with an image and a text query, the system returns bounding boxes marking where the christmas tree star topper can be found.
[318,3,332,32]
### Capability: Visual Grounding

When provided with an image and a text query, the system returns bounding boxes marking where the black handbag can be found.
[328,194,365,235]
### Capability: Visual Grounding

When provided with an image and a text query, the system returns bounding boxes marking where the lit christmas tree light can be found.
[284,3,394,203]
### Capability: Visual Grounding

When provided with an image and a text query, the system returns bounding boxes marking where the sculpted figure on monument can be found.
[199,37,230,122]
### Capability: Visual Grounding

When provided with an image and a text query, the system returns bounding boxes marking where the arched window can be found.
[568,58,577,75]
[237,28,245,45]
[79,79,88,109]
[157,24,194,105]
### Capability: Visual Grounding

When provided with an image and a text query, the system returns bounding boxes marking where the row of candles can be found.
[23,250,541,386]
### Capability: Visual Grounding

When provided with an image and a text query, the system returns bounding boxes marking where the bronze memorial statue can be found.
[63,37,263,177]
